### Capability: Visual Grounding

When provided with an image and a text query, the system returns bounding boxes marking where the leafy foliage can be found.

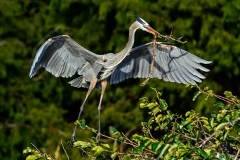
[23,87,240,159]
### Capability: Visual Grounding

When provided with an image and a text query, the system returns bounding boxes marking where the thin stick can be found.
[141,35,157,86]
[199,117,240,148]
[195,85,240,106]
[31,143,42,154]
[61,139,70,160]
[234,149,240,160]
[158,33,187,44]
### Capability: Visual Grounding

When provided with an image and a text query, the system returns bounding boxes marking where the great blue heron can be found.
[29,16,211,146]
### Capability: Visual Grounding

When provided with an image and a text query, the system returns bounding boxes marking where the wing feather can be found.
[108,42,211,85]
[29,35,99,78]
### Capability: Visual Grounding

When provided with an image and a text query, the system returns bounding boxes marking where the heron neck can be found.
[105,21,139,67]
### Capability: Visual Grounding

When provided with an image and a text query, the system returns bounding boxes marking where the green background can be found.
[0,0,239,159]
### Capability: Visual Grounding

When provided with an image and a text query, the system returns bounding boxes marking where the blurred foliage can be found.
[0,0,240,159]
[23,87,240,159]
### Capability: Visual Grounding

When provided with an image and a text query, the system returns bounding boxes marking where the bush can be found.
[23,85,240,160]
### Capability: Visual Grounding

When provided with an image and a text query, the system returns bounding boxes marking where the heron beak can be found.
[145,26,161,37]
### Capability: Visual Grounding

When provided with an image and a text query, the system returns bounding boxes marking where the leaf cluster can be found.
[23,87,240,159]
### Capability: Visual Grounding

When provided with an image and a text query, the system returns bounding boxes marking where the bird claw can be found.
[96,132,101,145]
[96,132,101,140]
[68,136,75,148]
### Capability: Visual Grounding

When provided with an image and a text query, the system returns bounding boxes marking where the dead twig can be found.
[196,85,240,106]
[234,149,240,160]
[61,139,70,160]
[199,117,240,148]
[141,35,157,86]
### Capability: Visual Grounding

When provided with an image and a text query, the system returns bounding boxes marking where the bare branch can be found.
[234,149,240,160]
[199,117,240,148]
[141,35,157,86]
[195,85,240,106]
[157,31,187,44]
[61,139,70,160]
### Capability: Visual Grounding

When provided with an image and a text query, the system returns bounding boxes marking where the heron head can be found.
[135,16,161,37]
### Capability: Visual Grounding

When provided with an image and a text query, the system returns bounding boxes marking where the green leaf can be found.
[185,83,191,88]
[211,114,217,117]
[141,122,147,127]
[205,94,209,100]
[159,99,168,110]
[203,86,209,91]
[159,144,170,156]
[207,90,213,97]
[168,143,179,151]
[231,112,239,119]
[203,125,212,131]
[185,110,194,117]
[90,137,99,144]
[74,141,92,148]
[146,102,158,109]
[214,101,224,107]
[173,135,179,142]
[75,119,86,129]
[205,149,214,157]
[176,142,185,146]
[224,91,233,99]
[132,134,141,142]
[92,146,104,155]
[102,143,110,148]
[163,134,172,143]
[155,114,163,123]
[186,124,193,131]
[201,119,209,126]
[210,117,215,128]
[23,147,33,154]
[167,110,173,120]
[134,138,152,153]
[193,91,201,101]
[109,126,120,138]
[223,129,230,140]
[224,115,230,121]
[122,155,128,160]
[176,146,188,157]
[217,113,224,121]
[152,142,162,152]
[180,119,187,126]
[150,107,161,116]
[111,152,118,160]
[26,155,39,160]
[140,103,146,108]
[118,136,125,142]
[214,122,228,131]
[198,149,208,158]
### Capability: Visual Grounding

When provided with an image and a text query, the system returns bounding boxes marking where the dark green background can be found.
[0,0,239,159]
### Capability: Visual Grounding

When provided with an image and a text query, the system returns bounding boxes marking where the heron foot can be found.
[96,132,101,145]
[68,136,75,148]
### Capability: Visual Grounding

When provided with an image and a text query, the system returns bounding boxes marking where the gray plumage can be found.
[29,16,211,146]
[108,42,211,85]
[29,37,211,89]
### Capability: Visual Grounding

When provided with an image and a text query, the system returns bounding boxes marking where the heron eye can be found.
[101,56,107,62]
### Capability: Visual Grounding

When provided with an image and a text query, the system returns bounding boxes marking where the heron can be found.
[29,16,211,146]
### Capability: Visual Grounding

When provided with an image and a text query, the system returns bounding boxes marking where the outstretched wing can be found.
[108,42,211,85]
[29,35,99,78]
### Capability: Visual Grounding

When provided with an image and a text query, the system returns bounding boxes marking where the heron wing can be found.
[108,42,211,85]
[29,35,99,78]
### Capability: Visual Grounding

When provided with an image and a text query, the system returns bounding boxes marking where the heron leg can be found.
[96,79,107,141]
[69,78,98,147]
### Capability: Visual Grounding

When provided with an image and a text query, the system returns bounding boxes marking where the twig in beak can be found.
[140,35,157,86]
